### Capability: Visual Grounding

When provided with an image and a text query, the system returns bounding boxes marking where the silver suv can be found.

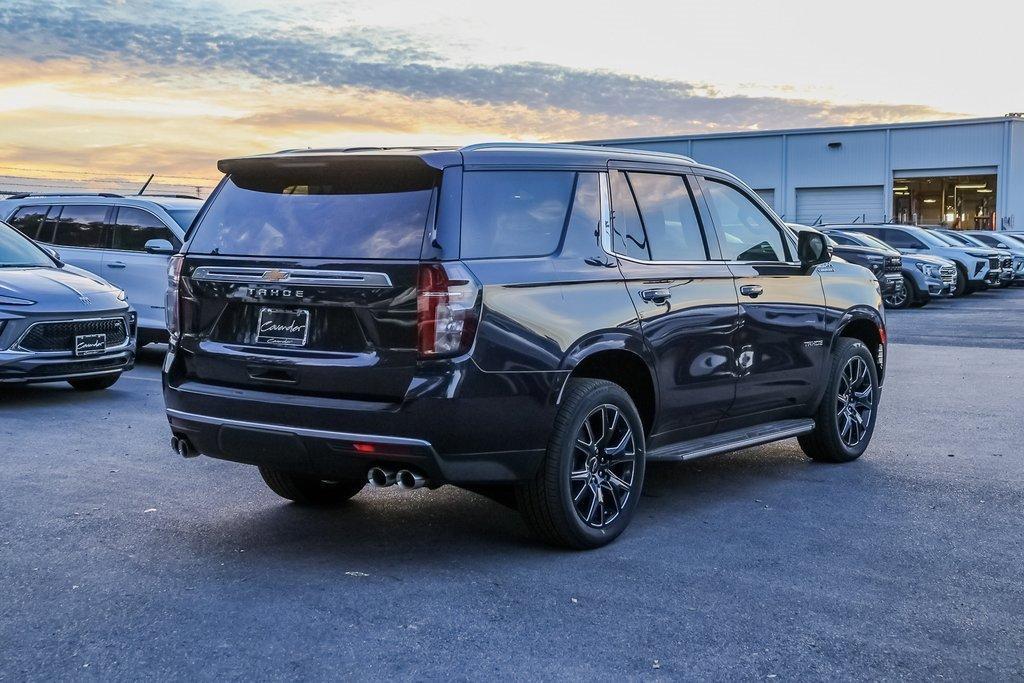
[0,193,202,343]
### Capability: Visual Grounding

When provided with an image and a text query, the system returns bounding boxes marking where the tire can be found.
[517,378,646,550]
[798,338,879,463]
[952,265,968,297]
[884,275,912,309]
[258,466,365,506]
[68,373,121,391]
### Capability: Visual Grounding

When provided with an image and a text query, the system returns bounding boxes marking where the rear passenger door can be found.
[608,167,739,442]
[48,205,110,277]
[696,175,828,423]
[103,206,182,331]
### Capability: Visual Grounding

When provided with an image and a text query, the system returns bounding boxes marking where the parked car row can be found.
[788,222,1024,309]
[0,193,201,390]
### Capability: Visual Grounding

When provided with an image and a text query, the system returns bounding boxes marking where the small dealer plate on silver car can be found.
[74,333,107,356]
[256,308,310,347]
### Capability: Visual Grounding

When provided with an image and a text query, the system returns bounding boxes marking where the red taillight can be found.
[166,254,184,340]
[417,262,481,358]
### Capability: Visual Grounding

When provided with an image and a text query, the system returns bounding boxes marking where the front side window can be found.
[627,173,707,261]
[702,179,788,262]
[884,229,928,249]
[52,205,107,248]
[112,207,180,252]
[461,171,575,258]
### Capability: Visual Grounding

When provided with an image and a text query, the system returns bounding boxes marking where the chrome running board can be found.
[647,418,815,462]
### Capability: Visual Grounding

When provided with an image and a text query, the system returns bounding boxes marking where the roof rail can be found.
[460,141,696,163]
[129,193,201,200]
[273,145,459,154]
[2,192,124,200]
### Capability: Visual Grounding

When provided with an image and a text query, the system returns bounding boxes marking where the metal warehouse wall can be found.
[588,117,1024,230]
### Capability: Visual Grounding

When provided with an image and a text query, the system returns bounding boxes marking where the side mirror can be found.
[144,238,175,255]
[44,246,64,266]
[798,231,831,268]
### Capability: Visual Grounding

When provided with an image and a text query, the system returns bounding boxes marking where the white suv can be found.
[0,193,202,344]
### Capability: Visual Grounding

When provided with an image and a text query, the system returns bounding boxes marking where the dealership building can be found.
[585,115,1024,231]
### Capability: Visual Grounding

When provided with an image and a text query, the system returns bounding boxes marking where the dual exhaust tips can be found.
[368,467,428,490]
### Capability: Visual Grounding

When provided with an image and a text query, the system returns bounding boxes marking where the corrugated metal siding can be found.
[754,188,775,208]
[795,186,884,225]
[691,136,783,190]
[891,122,1004,171]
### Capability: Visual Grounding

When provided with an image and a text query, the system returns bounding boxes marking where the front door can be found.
[102,207,182,332]
[607,168,739,444]
[696,176,828,422]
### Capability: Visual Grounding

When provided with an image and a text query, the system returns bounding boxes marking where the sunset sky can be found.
[0,0,1018,190]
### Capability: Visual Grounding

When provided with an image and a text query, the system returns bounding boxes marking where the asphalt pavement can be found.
[2,287,1022,680]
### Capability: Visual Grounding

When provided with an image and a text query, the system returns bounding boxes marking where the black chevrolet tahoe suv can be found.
[163,143,887,549]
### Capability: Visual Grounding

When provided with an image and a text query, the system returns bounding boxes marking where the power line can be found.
[0,164,218,182]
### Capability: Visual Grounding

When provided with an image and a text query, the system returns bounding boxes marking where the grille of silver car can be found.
[989,256,1000,270]
[884,256,902,274]
[940,265,956,284]
[18,318,127,353]
[1001,256,1012,269]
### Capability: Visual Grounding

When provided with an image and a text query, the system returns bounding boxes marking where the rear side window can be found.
[53,205,107,248]
[609,171,648,261]
[460,171,575,258]
[189,162,438,259]
[7,205,52,241]
[112,207,181,252]
[627,172,707,261]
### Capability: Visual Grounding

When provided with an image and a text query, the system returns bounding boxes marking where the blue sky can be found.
[0,0,1011,182]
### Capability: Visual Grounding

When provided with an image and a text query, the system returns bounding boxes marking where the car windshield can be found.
[166,208,199,230]
[0,221,52,268]
[939,231,982,247]
[915,229,957,248]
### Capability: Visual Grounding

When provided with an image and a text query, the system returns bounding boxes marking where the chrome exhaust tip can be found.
[174,436,197,458]
[396,469,426,490]
[367,467,396,487]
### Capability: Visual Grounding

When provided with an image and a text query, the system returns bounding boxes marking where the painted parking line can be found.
[123,374,162,383]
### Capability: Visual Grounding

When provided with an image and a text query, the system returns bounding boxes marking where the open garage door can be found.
[795,186,884,226]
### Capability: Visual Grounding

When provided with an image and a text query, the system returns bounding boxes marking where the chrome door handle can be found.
[640,288,671,303]
[739,284,764,298]
[106,261,127,269]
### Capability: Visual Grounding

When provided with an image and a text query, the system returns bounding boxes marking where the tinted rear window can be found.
[461,171,575,259]
[188,164,437,259]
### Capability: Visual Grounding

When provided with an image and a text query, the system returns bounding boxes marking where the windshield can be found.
[0,221,52,268]
[848,232,894,252]
[167,208,199,230]
[938,231,974,246]
[189,162,438,259]
[916,229,958,248]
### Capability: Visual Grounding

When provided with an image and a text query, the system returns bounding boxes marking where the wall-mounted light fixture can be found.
[827,142,842,149]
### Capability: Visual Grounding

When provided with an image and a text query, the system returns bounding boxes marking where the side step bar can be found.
[647,418,815,462]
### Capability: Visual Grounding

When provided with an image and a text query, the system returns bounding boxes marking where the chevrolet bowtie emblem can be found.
[264,269,288,282]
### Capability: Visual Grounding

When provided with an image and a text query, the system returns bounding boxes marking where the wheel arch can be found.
[558,332,658,437]
[832,308,886,384]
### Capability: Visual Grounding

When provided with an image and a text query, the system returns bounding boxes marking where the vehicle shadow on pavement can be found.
[170,442,864,563]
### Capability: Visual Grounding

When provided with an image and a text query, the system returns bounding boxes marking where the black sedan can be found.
[0,220,136,389]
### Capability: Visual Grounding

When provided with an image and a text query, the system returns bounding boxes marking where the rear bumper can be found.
[163,349,564,484]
